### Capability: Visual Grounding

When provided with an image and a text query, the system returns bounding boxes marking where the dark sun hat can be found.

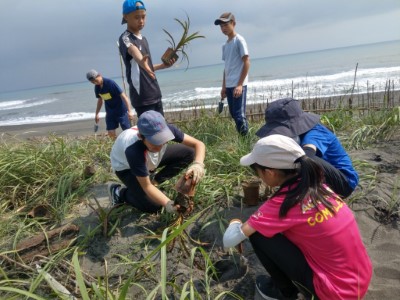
[255,98,320,138]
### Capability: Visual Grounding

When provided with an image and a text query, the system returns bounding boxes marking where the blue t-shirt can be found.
[301,124,359,189]
[125,124,184,177]
[94,77,127,117]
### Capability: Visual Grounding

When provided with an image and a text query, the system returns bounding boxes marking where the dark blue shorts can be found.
[106,113,131,131]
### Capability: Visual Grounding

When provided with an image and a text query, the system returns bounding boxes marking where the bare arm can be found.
[241,221,256,236]
[221,71,227,100]
[120,92,135,121]
[136,175,172,207]
[95,98,103,123]
[181,134,206,183]
[238,55,250,86]
[153,59,176,71]
[127,44,156,79]
[181,134,206,165]
[233,55,250,98]
[128,44,176,77]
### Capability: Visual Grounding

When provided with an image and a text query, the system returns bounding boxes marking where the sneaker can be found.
[107,183,122,206]
[255,275,298,300]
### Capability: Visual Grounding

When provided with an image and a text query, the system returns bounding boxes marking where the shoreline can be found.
[0,119,97,140]
[1,90,399,141]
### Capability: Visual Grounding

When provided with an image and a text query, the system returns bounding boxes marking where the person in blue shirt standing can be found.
[215,12,250,136]
[256,98,359,198]
[87,69,134,139]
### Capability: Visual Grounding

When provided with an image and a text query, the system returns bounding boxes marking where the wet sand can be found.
[0,119,101,140]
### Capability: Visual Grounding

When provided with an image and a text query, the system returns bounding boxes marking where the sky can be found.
[0,0,399,93]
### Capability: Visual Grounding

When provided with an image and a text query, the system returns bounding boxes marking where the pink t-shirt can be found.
[248,186,372,300]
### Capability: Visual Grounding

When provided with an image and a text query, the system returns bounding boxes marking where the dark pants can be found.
[115,144,194,213]
[249,232,318,299]
[226,86,249,136]
[134,101,164,117]
[106,112,131,131]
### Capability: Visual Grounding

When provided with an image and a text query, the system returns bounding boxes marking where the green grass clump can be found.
[0,135,113,248]
[0,106,399,299]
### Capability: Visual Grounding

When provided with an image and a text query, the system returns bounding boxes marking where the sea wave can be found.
[0,112,105,126]
[0,98,58,110]
[163,67,400,108]
[162,66,400,105]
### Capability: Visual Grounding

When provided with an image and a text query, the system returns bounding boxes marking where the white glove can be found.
[186,161,205,184]
[165,200,177,214]
[223,219,247,249]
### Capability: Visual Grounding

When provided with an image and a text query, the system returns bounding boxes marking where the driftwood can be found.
[15,223,80,262]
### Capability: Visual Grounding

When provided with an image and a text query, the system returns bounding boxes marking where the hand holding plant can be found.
[161,14,205,69]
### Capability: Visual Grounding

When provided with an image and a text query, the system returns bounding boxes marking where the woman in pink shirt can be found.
[223,134,372,300]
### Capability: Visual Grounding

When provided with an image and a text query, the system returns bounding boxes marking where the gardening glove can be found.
[185,161,205,184]
[165,200,178,214]
[223,219,247,250]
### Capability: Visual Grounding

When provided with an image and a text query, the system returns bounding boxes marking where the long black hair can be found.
[253,155,339,218]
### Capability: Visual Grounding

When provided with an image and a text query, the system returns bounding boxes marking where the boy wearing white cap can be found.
[109,110,205,213]
[223,135,372,300]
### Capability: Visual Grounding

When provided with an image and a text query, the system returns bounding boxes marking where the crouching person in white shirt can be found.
[109,110,206,213]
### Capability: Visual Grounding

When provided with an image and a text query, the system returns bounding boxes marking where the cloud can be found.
[0,0,399,92]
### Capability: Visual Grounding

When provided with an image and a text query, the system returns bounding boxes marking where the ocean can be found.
[1,40,399,127]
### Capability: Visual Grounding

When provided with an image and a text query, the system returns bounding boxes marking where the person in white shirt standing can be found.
[215,12,250,136]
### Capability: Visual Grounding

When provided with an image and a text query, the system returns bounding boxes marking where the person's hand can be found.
[141,55,156,80]
[185,161,205,184]
[220,88,226,100]
[229,219,244,253]
[95,114,100,123]
[233,85,243,98]
[163,56,176,68]
[128,112,137,126]
[165,200,179,214]
[223,219,246,249]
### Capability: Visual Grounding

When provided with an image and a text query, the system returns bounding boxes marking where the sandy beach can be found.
[1,90,399,140]
[70,132,400,300]
[0,119,97,140]
[1,97,400,299]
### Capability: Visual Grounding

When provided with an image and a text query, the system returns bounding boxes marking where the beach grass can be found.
[0,104,399,299]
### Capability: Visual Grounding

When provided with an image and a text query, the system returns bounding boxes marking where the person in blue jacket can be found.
[256,98,358,198]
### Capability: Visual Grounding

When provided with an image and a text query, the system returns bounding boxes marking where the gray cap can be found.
[86,69,99,81]
[214,12,235,25]
[137,110,174,145]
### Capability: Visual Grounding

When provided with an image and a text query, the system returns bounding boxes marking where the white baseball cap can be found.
[240,134,305,169]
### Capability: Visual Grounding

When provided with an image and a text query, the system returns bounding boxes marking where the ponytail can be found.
[278,155,337,218]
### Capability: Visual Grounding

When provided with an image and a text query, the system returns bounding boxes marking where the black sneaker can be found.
[255,275,298,300]
[107,183,122,206]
